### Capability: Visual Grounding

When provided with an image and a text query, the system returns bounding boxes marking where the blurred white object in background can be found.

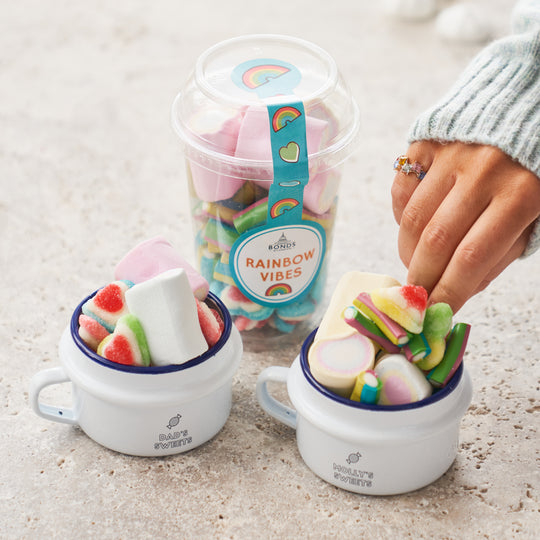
[435,3,493,43]
[382,0,441,20]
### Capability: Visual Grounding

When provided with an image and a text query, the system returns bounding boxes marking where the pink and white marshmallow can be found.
[114,236,209,300]
[188,109,246,202]
[125,268,208,366]
[374,354,433,406]
[234,106,328,183]
[308,333,376,398]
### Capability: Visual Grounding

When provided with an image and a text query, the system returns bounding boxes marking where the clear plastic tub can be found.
[172,34,360,344]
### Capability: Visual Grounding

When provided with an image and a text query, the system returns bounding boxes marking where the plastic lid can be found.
[172,34,360,179]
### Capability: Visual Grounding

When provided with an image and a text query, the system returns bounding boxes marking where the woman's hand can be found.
[391,141,540,312]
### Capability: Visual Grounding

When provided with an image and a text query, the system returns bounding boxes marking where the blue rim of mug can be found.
[300,328,464,411]
[71,289,232,374]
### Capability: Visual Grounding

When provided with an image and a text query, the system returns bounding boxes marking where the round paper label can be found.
[230,223,326,307]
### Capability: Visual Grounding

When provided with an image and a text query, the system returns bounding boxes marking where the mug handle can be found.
[29,367,78,425]
[256,366,297,429]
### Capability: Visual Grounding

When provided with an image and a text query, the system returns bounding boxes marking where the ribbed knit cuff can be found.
[408,21,540,257]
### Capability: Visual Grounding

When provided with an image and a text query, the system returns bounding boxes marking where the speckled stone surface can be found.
[1,1,538,538]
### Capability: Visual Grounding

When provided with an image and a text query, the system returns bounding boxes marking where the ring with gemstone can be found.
[393,155,426,180]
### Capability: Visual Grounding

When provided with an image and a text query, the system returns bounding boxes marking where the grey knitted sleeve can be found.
[408,0,540,257]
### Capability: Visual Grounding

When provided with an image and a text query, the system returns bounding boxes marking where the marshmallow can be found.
[125,268,208,366]
[188,109,246,202]
[114,236,209,300]
[315,271,401,344]
[302,207,335,234]
[375,354,433,405]
[308,333,376,398]
[234,105,328,182]
[303,169,340,215]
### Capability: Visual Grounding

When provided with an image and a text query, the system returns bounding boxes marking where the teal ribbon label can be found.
[230,59,326,307]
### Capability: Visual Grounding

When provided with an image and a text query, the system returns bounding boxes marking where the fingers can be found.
[394,142,540,313]
[397,164,459,269]
[391,142,435,225]
[405,179,490,293]
[425,200,537,312]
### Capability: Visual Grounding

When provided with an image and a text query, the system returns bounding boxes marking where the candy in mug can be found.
[256,329,472,495]
[30,290,242,456]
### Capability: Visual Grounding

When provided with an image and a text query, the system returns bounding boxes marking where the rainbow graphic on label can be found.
[272,106,302,132]
[270,198,299,218]
[265,283,293,296]
[242,64,291,90]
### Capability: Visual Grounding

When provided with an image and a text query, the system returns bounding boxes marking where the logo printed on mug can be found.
[167,414,182,429]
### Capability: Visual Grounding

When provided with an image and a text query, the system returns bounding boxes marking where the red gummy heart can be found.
[196,299,223,348]
[211,308,225,334]
[103,334,135,365]
[402,285,428,311]
[94,283,124,313]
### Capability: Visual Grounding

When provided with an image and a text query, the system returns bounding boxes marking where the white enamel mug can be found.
[30,291,242,457]
[256,329,472,495]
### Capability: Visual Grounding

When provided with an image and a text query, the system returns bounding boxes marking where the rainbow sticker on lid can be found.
[232,58,301,98]
[242,64,290,89]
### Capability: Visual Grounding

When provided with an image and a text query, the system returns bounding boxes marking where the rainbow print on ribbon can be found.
[270,198,299,218]
[242,64,290,89]
[272,106,302,132]
[265,283,293,296]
